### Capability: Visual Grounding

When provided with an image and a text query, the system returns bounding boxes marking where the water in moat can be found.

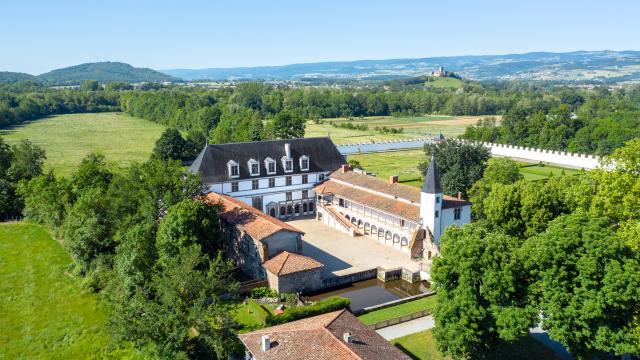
[303,278,430,311]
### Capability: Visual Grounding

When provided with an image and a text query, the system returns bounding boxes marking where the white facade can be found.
[208,171,330,219]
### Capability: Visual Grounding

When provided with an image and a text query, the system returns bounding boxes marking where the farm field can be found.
[0,223,110,359]
[0,112,166,177]
[391,330,560,360]
[348,149,425,187]
[305,114,496,144]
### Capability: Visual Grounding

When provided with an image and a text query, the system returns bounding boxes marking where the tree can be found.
[7,139,46,181]
[267,110,306,139]
[209,107,262,144]
[81,80,100,91]
[432,223,536,358]
[0,136,12,174]
[156,199,222,265]
[152,128,191,161]
[419,139,490,197]
[469,158,523,219]
[521,212,640,358]
[18,172,71,229]
[72,153,113,193]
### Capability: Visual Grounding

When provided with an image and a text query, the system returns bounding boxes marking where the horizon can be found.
[3,0,640,74]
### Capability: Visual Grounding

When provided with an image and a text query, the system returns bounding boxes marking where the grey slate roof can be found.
[422,157,442,194]
[188,137,345,183]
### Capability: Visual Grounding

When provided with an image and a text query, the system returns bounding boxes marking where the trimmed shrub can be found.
[266,296,351,325]
[248,287,278,299]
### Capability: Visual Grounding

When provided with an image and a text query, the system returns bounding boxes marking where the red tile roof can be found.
[263,251,323,276]
[317,170,471,220]
[204,193,303,241]
[238,309,411,360]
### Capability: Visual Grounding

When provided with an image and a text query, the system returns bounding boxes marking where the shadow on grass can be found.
[395,343,421,360]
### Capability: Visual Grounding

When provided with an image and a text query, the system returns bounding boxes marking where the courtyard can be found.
[287,217,421,277]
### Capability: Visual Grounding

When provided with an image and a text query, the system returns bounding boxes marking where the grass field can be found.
[423,77,463,89]
[358,295,438,325]
[0,223,110,359]
[348,149,425,187]
[517,162,581,181]
[0,112,166,177]
[392,330,561,360]
[229,300,271,333]
[306,115,494,144]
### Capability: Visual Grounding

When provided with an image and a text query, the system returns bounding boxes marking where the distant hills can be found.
[0,62,178,85]
[3,51,640,85]
[162,51,640,84]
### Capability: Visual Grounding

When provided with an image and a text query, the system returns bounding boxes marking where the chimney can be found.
[457,191,462,199]
[284,143,291,158]
[343,332,353,344]
[341,164,350,173]
[261,335,270,352]
[389,175,399,184]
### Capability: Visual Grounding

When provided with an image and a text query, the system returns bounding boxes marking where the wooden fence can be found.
[368,308,432,330]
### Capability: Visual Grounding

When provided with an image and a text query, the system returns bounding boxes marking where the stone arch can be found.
[269,208,276,217]
[378,228,384,238]
[357,219,363,229]
[385,230,392,241]
[401,236,408,246]
[308,202,314,212]
[294,204,300,214]
[345,214,351,221]
[351,217,357,225]
[287,205,293,215]
[371,225,377,236]
[393,234,400,243]
[280,207,286,216]
[364,222,370,234]
[303,202,308,213]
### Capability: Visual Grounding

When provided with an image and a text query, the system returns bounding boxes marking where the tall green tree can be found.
[267,110,306,139]
[521,212,640,358]
[7,139,46,181]
[419,139,490,197]
[432,223,536,359]
[469,158,523,219]
[153,128,192,161]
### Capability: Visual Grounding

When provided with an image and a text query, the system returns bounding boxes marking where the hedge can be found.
[266,296,351,325]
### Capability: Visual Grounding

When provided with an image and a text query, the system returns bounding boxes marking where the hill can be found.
[162,50,640,84]
[37,61,179,85]
[0,71,39,84]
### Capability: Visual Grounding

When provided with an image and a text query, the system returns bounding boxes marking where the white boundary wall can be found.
[337,138,602,170]
[478,142,601,169]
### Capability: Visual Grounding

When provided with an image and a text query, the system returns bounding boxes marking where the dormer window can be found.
[228,160,239,178]
[264,157,276,175]
[282,157,293,173]
[300,155,309,171]
[248,159,260,176]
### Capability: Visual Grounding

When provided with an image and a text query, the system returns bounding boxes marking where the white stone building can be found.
[189,137,345,219]
[314,158,471,260]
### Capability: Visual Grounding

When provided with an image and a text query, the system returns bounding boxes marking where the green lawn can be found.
[306,114,488,144]
[228,300,271,333]
[358,295,438,325]
[348,150,426,188]
[0,112,166,177]
[517,162,581,181]
[423,77,463,89]
[392,330,561,360]
[0,223,110,359]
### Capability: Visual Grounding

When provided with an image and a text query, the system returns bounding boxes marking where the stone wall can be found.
[267,267,324,294]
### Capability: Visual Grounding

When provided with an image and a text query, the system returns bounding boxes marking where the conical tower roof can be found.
[422,157,442,194]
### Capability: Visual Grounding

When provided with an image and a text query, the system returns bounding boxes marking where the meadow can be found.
[0,112,166,177]
[348,150,580,188]
[305,114,494,144]
[0,223,110,359]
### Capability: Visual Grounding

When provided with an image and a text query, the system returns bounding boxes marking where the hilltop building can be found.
[431,66,449,77]
[238,309,411,360]
[189,137,344,219]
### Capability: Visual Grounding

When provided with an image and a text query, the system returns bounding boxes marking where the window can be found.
[286,192,292,201]
[318,174,325,182]
[231,182,238,192]
[252,196,262,210]
[252,179,259,190]
[248,159,259,176]
[435,210,439,218]
[264,158,276,174]
[282,157,293,173]
[302,175,308,184]
[302,190,308,198]
[435,196,440,204]
[339,198,345,207]
[228,160,239,178]
[286,176,292,186]
[454,207,461,220]
[300,156,309,171]
[269,178,275,188]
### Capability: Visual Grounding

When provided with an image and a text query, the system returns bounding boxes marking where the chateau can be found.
[191,137,471,292]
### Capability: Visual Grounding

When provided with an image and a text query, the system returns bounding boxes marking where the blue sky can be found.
[2,0,639,74]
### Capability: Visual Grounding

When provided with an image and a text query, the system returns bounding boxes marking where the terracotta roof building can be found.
[263,251,324,293]
[314,160,471,262]
[238,309,411,360]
